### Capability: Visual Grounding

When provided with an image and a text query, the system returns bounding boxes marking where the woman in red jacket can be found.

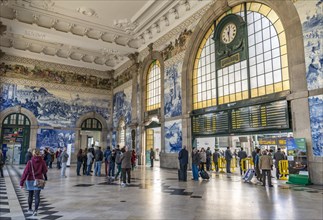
[20,149,47,217]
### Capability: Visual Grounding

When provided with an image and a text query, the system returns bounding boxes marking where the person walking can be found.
[76,149,83,176]
[150,148,155,167]
[225,147,233,173]
[120,146,132,187]
[213,148,221,173]
[254,148,262,182]
[191,148,199,181]
[60,147,69,178]
[0,149,4,178]
[20,149,47,217]
[259,151,273,187]
[274,148,285,179]
[178,145,189,181]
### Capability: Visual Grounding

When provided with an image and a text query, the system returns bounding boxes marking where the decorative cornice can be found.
[164,51,185,67]
[0,54,110,78]
[113,79,132,94]
[0,76,112,95]
[138,2,213,62]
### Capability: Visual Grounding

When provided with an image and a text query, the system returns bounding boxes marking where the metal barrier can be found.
[241,158,252,173]
[279,160,289,180]
[218,157,226,173]
[231,158,236,172]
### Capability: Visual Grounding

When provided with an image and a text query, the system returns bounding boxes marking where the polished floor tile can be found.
[1,165,322,220]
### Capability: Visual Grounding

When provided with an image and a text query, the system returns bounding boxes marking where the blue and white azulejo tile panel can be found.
[165,119,182,153]
[112,86,132,128]
[0,83,111,127]
[164,62,182,118]
[295,0,323,90]
[308,95,323,157]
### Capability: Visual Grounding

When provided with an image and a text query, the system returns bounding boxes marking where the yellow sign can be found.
[259,138,276,145]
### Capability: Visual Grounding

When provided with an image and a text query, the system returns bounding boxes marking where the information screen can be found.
[192,100,289,135]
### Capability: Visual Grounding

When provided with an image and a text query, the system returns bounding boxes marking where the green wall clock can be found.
[213,14,248,70]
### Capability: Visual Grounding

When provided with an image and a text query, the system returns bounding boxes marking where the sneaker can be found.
[126,182,130,185]
[32,210,38,216]
[121,183,126,187]
[26,209,33,214]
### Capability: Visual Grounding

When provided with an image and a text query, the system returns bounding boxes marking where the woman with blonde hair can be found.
[20,148,47,216]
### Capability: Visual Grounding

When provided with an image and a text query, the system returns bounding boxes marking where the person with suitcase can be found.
[178,145,188,181]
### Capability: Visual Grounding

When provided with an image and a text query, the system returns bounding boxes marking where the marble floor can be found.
[0,164,322,220]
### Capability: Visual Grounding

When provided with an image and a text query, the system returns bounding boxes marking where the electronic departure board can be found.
[192,100,289,136]
[192,111,229,135]
[231,100,289,132]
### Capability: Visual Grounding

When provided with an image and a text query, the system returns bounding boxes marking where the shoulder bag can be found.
[31,161,46,189]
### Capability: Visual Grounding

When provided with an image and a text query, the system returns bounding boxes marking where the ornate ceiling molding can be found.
[0,76,112,95]
[0,54,110,78]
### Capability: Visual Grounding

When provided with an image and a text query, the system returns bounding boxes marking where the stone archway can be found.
[0,106,39,149]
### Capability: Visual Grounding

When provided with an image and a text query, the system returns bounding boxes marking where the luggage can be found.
[199,170,210,180]
[243,169,254,182]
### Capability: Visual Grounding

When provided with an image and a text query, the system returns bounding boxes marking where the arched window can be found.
[118,119,125,147]
[193,2,289,109]
[3,113,30,126]
[146,60,161,111]
[81,118,102,130]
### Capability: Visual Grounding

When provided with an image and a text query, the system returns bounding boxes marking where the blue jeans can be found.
[108,162,115,176]
[87,164,91,175]
[192,164,199,180]
[95,161,102,176]
[61,162,67,177]
[76,161,82,175]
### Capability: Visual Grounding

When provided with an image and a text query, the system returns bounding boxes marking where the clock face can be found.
[221,23,237,44]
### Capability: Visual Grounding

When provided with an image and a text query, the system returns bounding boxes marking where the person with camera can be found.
[20,148,48,217]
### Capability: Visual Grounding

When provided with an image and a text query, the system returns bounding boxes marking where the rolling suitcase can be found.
[243,169,254,182]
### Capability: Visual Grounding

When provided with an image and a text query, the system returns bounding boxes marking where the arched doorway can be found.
[145,119,161,167]
[80,118,103,148]
[1,113,31,164]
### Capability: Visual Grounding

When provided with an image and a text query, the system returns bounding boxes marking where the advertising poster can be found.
[286,138,307,173]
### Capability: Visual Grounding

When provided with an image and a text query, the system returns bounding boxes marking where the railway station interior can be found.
[0,0,322,219]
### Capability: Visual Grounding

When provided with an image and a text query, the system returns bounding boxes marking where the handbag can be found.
[30,161,46,189]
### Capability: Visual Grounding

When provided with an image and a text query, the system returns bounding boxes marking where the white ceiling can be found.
[0,0,212,73]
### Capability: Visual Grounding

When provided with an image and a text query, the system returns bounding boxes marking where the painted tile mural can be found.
[164,62,182,118]
[36,129,75,151]
[113,85,132,127]
[309,95,323,156]
[165,119,182,153]
[0,83,111,127]
[295,0,323,90]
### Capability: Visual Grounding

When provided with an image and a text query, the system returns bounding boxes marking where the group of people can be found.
[75,145,137,187]
[178,144,288,187]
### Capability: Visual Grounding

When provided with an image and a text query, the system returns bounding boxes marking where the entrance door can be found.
[80,118,102,148]
[1,113,31,164]
[145,125,161,167]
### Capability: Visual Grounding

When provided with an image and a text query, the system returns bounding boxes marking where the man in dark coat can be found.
[178,145,189,181]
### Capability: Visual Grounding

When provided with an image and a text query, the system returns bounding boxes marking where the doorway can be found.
[1,113,30,164]
[145,123,161,167]
[80,118,102,148]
